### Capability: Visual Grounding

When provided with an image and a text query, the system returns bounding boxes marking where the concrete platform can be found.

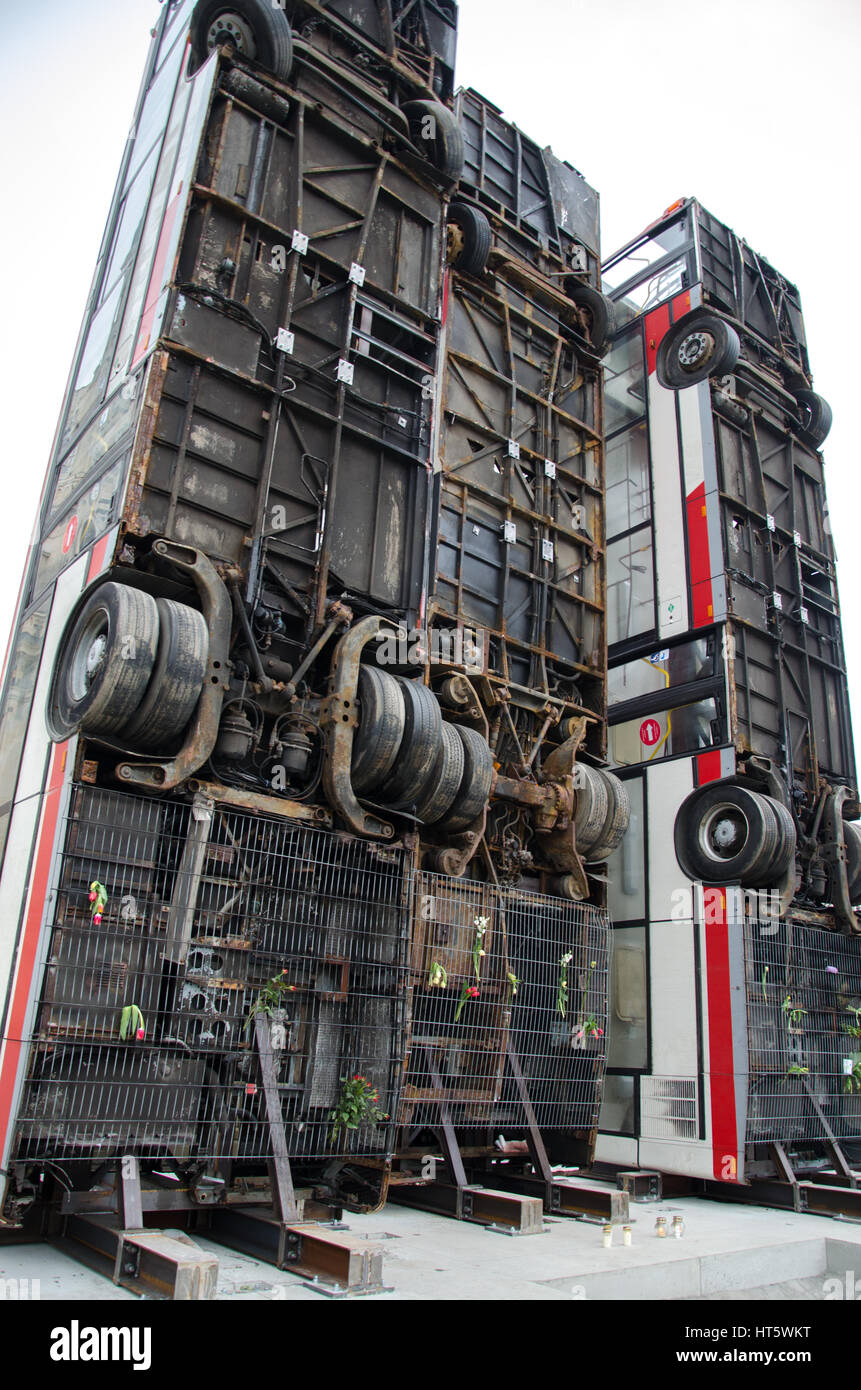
[3,1193,861,1300]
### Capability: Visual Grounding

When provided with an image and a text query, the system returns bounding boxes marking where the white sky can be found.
[1,0,859,767]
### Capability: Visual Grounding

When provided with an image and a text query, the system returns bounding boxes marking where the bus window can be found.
[608,926,647,1071]
[0,599,51,861]
[609,695,722,767]
[607,530,655,645]
[608,637,713,706]
[607,777,646,923]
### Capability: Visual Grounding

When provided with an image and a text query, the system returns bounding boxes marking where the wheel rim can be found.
[206,11,257,57]
[69,611,109,703]
[446,222,465,265]
[698,803,749,862]
[677,329,714,373]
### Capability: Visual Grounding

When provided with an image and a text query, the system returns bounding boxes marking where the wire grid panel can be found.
[15,786,412,1164]
[401,872,610,1133]
[744,917,861,1144]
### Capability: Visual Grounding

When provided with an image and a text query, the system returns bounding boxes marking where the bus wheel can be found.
[573,763,610,853]
[447,203,492,276]
[656,311,740,390]
[564,281,617,359]
[674,783,785,887]
[47,583,160,740]
[439,726,494,832]
[351,667,406,793]
[795,389,832,448]
[761,796,797,884]
[190,1,293,81]
[587,771,631,861]
[415,721,465,825]
[402,101,464,182]
[120,599,209,751]
[380,678,442,806]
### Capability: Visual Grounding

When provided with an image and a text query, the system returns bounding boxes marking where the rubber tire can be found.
[120,599,209,751]
[760,796,797,885]
[565,280,617,359]
[656,311,741,391]
[47,583,160,740]
[440,726,494,832]
[574,764,610,853]
[845,821,861,905]
[447,202,492,277]
[795,389,832,448]
[415,721,465,825]
[351,667,406,794]
[190,0,293,81]
[381,678,442,806]
[674,783,781,886]
[587,771,631,861]
[402,100,464,182]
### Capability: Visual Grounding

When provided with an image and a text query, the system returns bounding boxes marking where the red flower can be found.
[467,986,480,998]
[596,1027,604,1037]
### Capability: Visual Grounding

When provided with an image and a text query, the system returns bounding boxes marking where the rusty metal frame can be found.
[61,1213,219,1300]
[206,1207,389,1294]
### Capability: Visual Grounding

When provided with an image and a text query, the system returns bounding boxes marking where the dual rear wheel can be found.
[47,582,208,752]
[351,668,493,830]
[674,783,796,889]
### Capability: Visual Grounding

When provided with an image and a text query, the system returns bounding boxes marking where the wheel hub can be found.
[85,635,107,682]
[700,804,749,861]
[446,222,465,265]
[69,613,110,702]
[206,11,257,58]
[677,329,714,372]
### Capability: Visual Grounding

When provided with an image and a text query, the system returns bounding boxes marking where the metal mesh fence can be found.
[15,786,411,1164]
[402,872,609,1133]
[744,918,861,1144]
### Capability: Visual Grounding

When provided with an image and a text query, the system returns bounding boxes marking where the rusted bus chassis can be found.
[0,0,619,1227]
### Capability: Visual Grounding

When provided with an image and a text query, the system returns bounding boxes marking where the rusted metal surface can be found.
[255,1014,300,1221]
[432,250,606,778]
[207,1208,388,1294]
[186,778,332,827]
[286,1,457,105]
[388,1179,545,1233]
[62,1214,219,1300]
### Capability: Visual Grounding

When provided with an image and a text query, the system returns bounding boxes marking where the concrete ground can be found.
[3,1188,861,1300]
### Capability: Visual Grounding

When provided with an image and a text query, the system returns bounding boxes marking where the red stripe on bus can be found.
[672,289,692,321]
[644,303,671,376]
[703,887,738,1181]
[697,750,723,785]
[686,481,714,626]
[87,534,111,583]
[0,743,67,1158]
[132,185,183,368]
